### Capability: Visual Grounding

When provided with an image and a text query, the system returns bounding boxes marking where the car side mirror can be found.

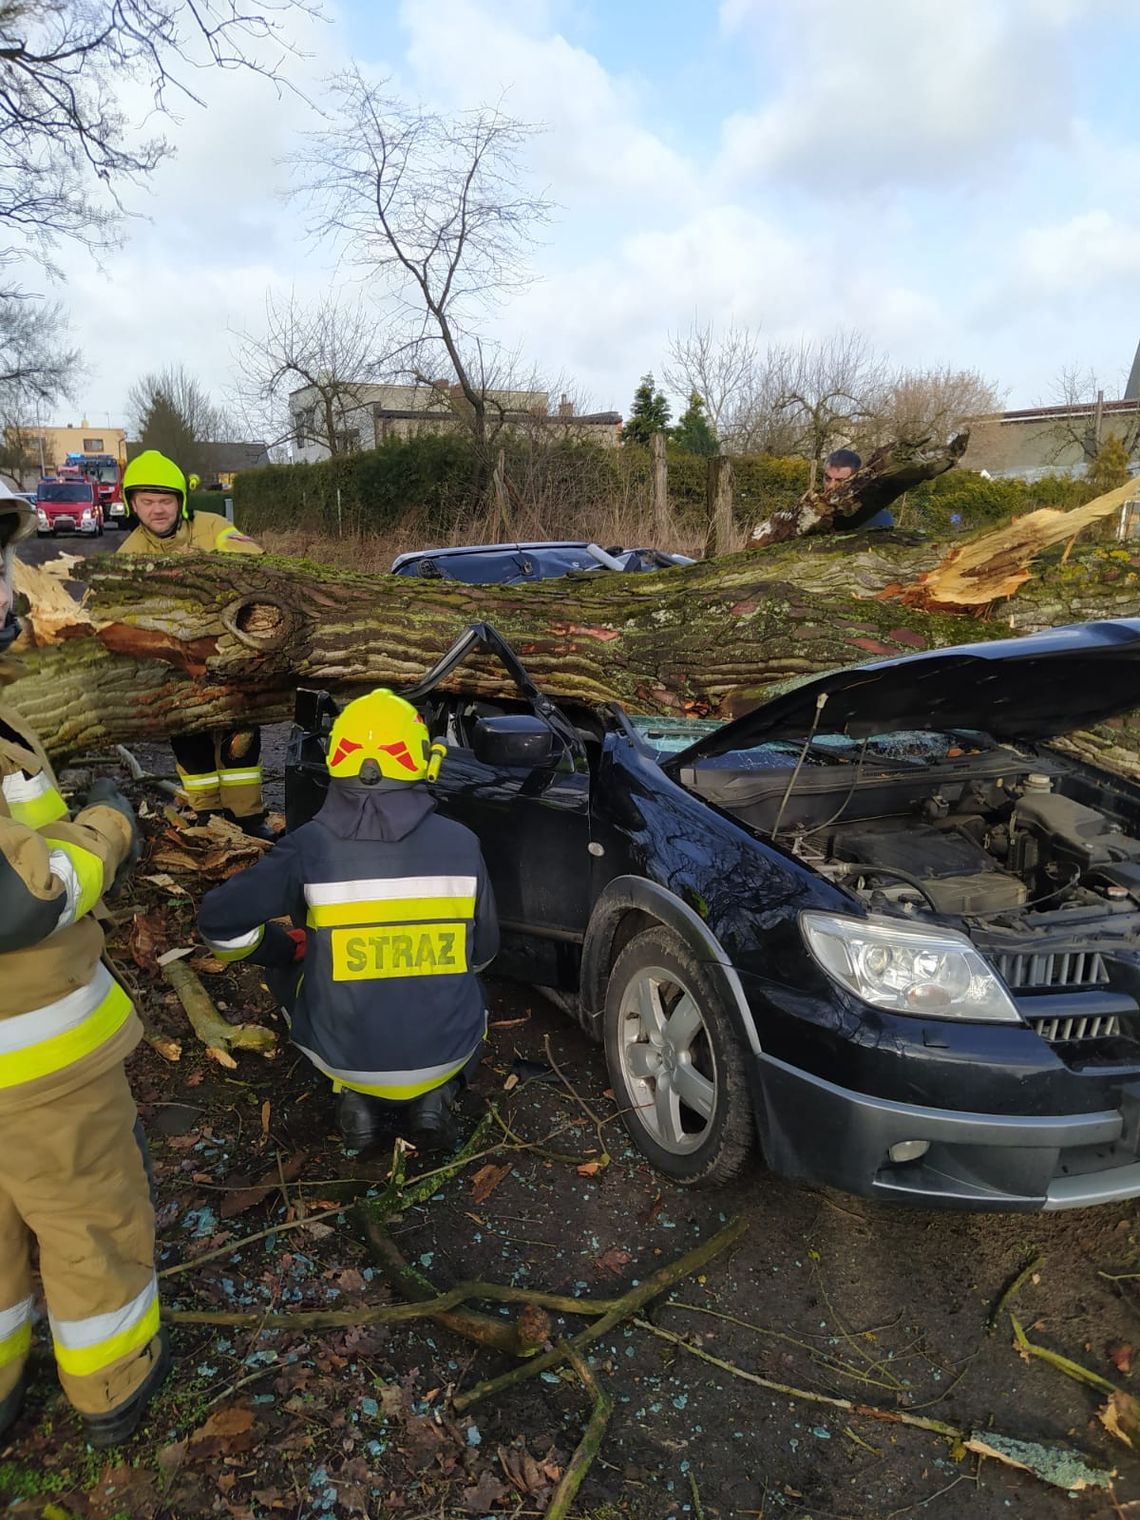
[472,714,556,768]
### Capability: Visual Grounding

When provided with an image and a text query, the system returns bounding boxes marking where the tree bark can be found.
[7,494,1140,781]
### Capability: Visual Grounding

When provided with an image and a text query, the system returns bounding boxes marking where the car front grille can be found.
[1025,1012,1121,1043]
[994,950,1108,991]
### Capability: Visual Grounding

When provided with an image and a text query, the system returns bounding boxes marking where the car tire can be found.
[603,926,753,1186]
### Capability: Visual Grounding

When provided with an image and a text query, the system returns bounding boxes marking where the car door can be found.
[404,627,595,984]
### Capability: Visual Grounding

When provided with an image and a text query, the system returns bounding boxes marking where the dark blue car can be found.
[390,540,693,584]
[286,620,1140,1211]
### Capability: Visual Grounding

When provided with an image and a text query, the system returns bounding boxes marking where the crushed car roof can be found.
[668,619,1140,763]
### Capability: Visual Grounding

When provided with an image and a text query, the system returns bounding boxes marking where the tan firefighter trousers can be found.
[0,1063,163,1416]
[171,727,263,819]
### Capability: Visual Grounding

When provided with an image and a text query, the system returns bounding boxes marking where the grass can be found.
[257,497,723,573]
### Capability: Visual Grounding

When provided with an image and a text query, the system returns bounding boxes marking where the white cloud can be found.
[716,0,1086,192]
[397,0,697,209]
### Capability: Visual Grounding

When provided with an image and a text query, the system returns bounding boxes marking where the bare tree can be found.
[875,365,1003,448]
[127,364,229,443]
[0,294,77,481]
[1047,364,1140,467]
[293,70,552,476]
[2,0,316,408]
[663,319,762,442]
[1,0,317,272]
[233,290,408,456]
[763,331,889,466]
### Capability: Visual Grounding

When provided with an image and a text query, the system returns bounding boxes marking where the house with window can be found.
[3,418,127,486]
[288,381,622,463]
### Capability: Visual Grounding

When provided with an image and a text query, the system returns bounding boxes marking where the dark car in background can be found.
[391,540,693,584]
[35,479,104,537]
[285,620,1140,1211]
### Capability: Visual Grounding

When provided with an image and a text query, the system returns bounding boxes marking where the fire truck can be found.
[63,452,128,527]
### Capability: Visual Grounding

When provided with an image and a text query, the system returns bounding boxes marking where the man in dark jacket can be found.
[197,689,498,1151]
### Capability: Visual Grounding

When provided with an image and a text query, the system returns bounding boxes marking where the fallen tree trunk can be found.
[6,483,1140,780]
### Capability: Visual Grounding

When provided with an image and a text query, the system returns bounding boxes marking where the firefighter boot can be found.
[81,1327,171,1449]
[233,813,278,843]
[336,1089,389,1151]
[403,1079,461,1155]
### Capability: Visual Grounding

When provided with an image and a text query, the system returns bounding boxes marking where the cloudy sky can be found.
[34,0,1140,432]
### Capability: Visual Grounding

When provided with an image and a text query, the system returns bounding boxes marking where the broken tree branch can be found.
[638,1319,1112,1494]
[160,957,276,1066]
[544,1344,613,1520]
[357,1204,543,1358]
[452,1216,746,1412]
[987,1253,1044,1335]
[166,1282,621,1329]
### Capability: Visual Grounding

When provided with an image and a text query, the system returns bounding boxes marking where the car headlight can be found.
[800,911,1021,1023]
[36,510,48,523]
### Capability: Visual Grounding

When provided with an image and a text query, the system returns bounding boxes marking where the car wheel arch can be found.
[578,875,761,1056]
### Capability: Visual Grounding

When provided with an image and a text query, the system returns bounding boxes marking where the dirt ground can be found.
[5,533,1140,1519]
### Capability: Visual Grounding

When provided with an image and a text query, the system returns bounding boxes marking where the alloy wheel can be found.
[616,965,717,1154]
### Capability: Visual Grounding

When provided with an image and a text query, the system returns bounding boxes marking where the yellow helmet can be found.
[326,689,446,784]
[122,450,189,519]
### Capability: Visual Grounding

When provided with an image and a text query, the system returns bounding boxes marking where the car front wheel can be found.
[603,926,753,1186]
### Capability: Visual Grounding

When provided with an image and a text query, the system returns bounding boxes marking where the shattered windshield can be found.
[632,715,994,769]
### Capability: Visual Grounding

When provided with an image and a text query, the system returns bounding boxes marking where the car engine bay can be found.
[681,737,1140,928]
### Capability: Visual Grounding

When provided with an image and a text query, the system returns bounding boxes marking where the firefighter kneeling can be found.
[0,484,167,1447]
[198,690,498,1152]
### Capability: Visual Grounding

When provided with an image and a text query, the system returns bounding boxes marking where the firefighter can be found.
[0,483,167,1446]
[197,690,499,1152]
[117,450,274,840]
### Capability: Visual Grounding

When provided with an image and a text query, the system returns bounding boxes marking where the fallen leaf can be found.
[156,1440,188,1474]
[503,1072,519,1092]
[206,1046,239,1070]
[220,1152,307,1219]
[461,1470,507,1513]
[576,1159,605,1177]
[127,910,170,969]
[1099,1389,1140,1451]
[261,1100,271,1137]
[595,1246,632,1276]
[190,954,225,974]
[518,1303,552,1349]
[140,872,189,897]
[1108,1340,1134,1376]
[470,1162,511,1204]
[189,1405,255,1447]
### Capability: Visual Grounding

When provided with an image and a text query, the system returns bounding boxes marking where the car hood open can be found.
[667,620,1140,765]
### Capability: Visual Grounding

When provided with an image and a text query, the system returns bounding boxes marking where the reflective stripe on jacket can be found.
[117,510,262,557]
[198,793,499,1099]
[0,703,140,1108]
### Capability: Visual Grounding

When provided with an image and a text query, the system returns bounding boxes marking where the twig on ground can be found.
[544,1345,613,1520]
[987,1253,1044,1335]
[637,1319,1112,1494]
[452,1217,747,1412]
[488,1107,595,1166]
[159,1203,347,1279]
[115,743,181,796]
[664,1301,903,1391]
[104,953,182,1062]
[1009,1314,1118,1395]
[687,1470,706,1520]
[166,1280,621,1329]
[543,1033,611,1165]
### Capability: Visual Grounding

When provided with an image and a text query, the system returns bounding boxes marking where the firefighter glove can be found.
[82,777,142,894]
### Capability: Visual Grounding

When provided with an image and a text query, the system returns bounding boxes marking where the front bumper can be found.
[755,1050,1140,1211]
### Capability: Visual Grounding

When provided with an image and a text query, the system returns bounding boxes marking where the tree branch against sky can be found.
[293,69,553,463]
[233,289,413,456]
[0,0,319,420]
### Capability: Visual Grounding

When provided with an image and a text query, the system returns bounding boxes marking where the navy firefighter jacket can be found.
[197,783,499,1098]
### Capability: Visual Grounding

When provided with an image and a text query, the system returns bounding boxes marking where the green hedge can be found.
[231,432,1097,541]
